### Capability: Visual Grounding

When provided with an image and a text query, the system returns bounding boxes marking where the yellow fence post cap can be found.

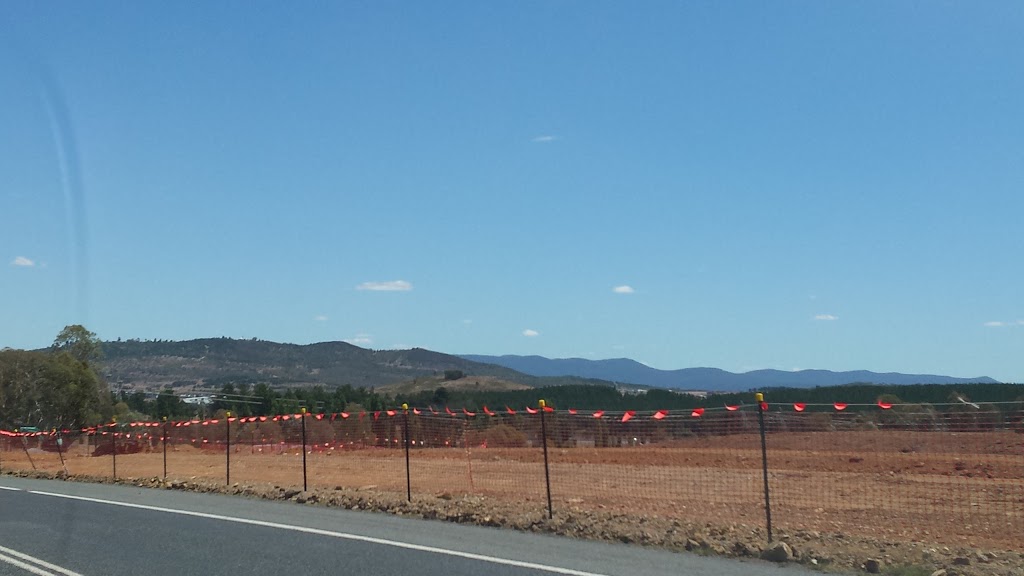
[755,392,764,402]
[402,403,409,410]
[301,407,307,414]
[538,399,546,408]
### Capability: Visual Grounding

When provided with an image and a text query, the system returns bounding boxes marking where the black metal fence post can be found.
[539,399,553,519]
[54,430,67,475]
[110,421,117,480]
[225,412,231,485]
[756,392,773,542]
[403,403,411,502]
[301,408,308,492]
[162,417,168,480]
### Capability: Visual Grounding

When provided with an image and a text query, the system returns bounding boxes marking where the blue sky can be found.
[2,2,1022,382]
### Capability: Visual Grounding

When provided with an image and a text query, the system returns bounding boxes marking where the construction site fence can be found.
[2,403,1023,551]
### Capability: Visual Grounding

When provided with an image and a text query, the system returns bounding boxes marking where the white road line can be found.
[0,546,83,576]
[0,552,56,576]
[0,486,23,491]
[28,490,609,576]
[0,545,82,573]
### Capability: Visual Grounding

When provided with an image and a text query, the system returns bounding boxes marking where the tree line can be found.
[0,325,111,430]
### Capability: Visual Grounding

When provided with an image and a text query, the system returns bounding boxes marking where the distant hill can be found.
[96,338,617,392]
[99,338,532,391]
[457,354,1000,391]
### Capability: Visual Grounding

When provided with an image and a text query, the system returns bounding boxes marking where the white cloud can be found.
[356,280,413,292]
[10,256,35,267]
[343,333,373,346]
[813,314,838,321]
[462,319,473,325]
[984,321,1006,327]
[313,315,328,322]
[612,285,635,294]
[522,329,540,337]
[531,135,557,143]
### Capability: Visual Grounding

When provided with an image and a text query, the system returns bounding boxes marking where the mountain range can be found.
[458,354,999,390]
[91,338,1001,394]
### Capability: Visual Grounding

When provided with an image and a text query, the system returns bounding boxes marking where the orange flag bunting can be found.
[793,403,806,412]
[525,406,538,414]
[505,406,516,415]
[833,403,847,411]
[691,408,705,417]
[877,401,893,409]
[592,410,605,418]
[725,404,739,411]
[482,406,495,416]
[568,408,578,415]
[445,406,455,416]
[652,410,668,420]
[463,408,476,417]
[621,411,635,423]
[413,408,421,415]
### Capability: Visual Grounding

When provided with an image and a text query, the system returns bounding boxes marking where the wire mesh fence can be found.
[3,400,1023,551]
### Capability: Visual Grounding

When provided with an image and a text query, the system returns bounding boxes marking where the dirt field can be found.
[3,430,1022,552]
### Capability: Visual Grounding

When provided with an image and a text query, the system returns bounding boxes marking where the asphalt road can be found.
[0,476,815,576]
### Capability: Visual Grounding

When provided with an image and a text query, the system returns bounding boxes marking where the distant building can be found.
[181,395,214,405]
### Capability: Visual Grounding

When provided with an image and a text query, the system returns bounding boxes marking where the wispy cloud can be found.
[522,329,540,337]
[531,135,557,143]
[344,333,373,346]
[612,285,635,294]
[462,319,473,325]
[982,320,1022,328]
[10,256,35,267]
[313,315,328,322]
[356,280,413,292]
[813,314,838,321]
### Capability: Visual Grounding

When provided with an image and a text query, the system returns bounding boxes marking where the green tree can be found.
[51,324,103,366]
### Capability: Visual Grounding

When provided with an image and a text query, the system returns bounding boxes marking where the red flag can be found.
[259,416,268,422]
[793,403,806,412]
[877,400,893,410]
[621,411,635,423]
[341,412,350,419]
[525,406,538,414]
[691,408,705,417]
[373,411,381,421]
[652,410,668,420]
[315,414,324,420]
[568,408,578,415]
[281,415,291,421]
[386,410,396,417]
[759,402,769,411]
[725,404,739,411]
[834,403,847,411]
[462,408,476,417]
[505,406,516,415]
[445,406,455,416]
[413,408,421,415]
[592,410,605,418]
[482,406,495,416]
[543,405,554,413]
[358,411,366,420]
